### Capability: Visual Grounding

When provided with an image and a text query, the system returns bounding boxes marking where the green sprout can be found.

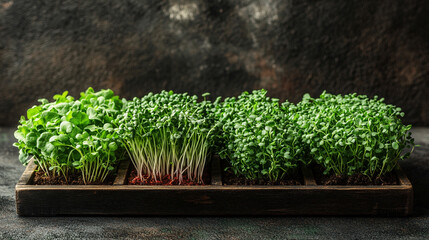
[116,91,217,184]
[295,91,415,178]
[213,89,305,182]
[14,88,124,184]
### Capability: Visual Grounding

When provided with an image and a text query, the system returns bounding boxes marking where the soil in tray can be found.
[32,170,115,185]
[222,169,303,185]
[220,159,303,185]
[312,165,398,185]
[127,169,211,185]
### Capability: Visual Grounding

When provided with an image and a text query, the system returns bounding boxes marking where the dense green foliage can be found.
[116,91,217,184]
[14,88,123,184]
[14,88,416,185]
[213,90,304,182]
[295,92,415,177]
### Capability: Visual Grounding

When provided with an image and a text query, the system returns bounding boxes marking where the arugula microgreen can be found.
[14,88,123,184]
[296,92,415,178]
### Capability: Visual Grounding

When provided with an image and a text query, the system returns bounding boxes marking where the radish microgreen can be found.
[116,91,217,184]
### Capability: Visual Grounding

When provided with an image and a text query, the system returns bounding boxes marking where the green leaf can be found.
[27,106,42,119]
[58,134,68,142]
[60,121,73,133]
[108,142,118,151]
[392,142,399,150]
[302,93,311,100]
[49,135,59,143]
[14,130,25,142]
[26,132,38,146]
[53,91,69,101]
[36,132,52,149]
[19,150,29,165]
[42,111,59,122]
[85,125,98,132]
[103,123,113,130]
[44,142,55,153]
[69,112,90,126]
[87,107,99,120]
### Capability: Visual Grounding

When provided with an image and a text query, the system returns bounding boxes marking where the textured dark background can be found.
[0,0,428,126]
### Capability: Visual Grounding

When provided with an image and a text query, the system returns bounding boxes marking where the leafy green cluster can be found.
[296,92,415,177]
[14,87,416,184]
[116,90,217,183]
[14,88,124,184]
[214,90,304,182]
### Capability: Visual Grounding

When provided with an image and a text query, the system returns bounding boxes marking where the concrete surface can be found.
[0,127,428,239]
[1,0,428,126]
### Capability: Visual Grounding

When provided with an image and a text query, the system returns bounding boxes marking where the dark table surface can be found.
[1,127,428,239]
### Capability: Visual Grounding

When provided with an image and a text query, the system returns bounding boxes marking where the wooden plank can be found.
[16,158,37,185]
[15,159,414,216]
[396,166,412,186]
[302,166,316,186]
[210,156,222,186]
[15,186,412,216]
[395,166,413,215]
[113,160,130,185]
[15,184,412,191]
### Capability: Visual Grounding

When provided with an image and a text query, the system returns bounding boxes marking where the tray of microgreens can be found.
[14,88,415,216]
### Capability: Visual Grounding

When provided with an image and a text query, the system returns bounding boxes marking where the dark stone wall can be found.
[0,0,428,126]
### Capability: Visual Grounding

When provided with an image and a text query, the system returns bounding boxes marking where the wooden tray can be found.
[16,158,413,216]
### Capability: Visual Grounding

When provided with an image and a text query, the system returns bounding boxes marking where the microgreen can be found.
[213,90,305,182]
[14,87,416,184]
[116,90,217,184]
[14,88,124,184]
[295,92,415,177]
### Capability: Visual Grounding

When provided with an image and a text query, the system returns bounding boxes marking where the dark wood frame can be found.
[16,158,413,216]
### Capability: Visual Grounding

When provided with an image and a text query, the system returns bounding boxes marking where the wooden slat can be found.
[395,166,413,215]
[15,185,413,216]
[15,184,412,191]
[113,160,130,185]
[302,166,317,186]
[210,156,222,186]
[16,158,37,185]
[396,166,412,186]
[15,158,414,216]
